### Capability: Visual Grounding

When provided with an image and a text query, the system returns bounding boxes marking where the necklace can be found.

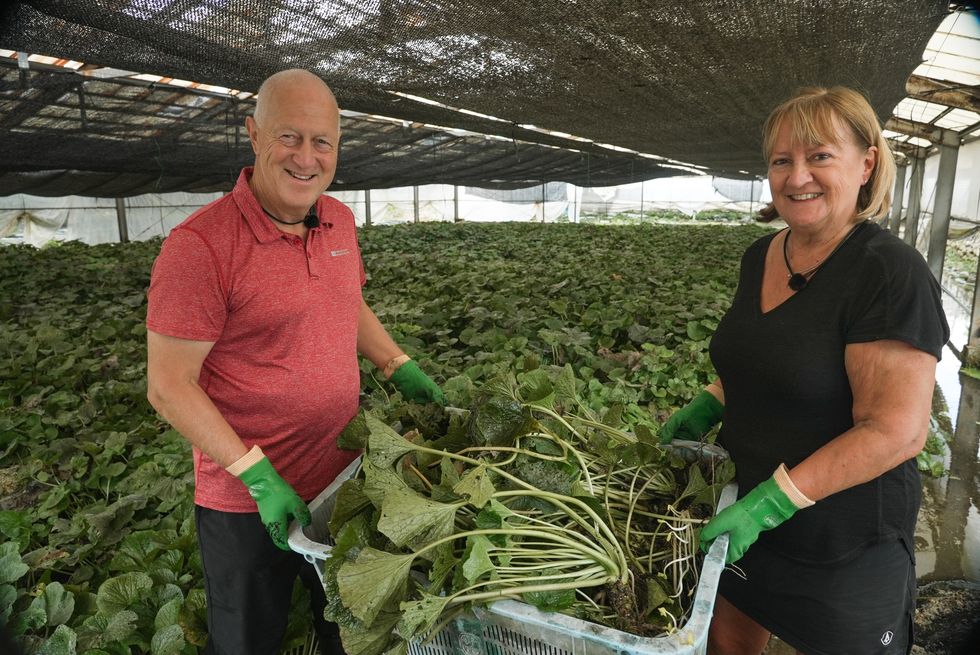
[261,205,320,228]
[783,222,864,291]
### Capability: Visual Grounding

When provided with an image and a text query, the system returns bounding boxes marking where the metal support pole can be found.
[640,180,645,218]
[904,152,925,249]
[364,189,372,226]
[413,186,419,224]
[890,163,906,236]
[926,136,961,282]
[115,197,129,243]
[453,185,460,223]
[541,182,546,222]
[969,254,980,366]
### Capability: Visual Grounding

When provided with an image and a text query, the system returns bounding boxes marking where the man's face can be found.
[246,82,340,219]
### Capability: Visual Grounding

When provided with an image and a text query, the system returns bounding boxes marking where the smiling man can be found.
[145,69,444,655]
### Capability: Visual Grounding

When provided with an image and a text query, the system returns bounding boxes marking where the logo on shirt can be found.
[331,249,351,257]
[880,630,894,646]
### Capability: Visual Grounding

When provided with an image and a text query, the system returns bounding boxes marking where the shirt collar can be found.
[232,167,327,243]
[233,168,283,244]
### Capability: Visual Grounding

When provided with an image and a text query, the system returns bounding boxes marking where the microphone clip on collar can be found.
[262,204,320,228]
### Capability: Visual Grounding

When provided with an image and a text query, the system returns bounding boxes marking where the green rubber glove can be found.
[238,456,311,550]
[700,476,799,564]
[659,390,723,444]
[389,360,446,405]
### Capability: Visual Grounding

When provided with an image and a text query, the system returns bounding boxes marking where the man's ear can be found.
[245,116,259,154]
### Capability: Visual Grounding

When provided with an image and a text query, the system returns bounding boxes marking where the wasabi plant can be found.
[325,366,735,655]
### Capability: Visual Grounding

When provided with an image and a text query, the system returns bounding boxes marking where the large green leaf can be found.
[453,465,496,509]
[95,572,152,615]
[461,535,495,583]
[397,592,451,641]
[365,414,416,468]
[337,548,415,625]
[150,624,185,655]
[339,611,400,655]
[377,490,462,552]
[154,597,181,630]
[42,581,75,626]
[0,583,16,623]
[361,456,411,508]
[35,624,77,655]
[0,541,28,584]
[11,598,47,635]
[329,479,372,539]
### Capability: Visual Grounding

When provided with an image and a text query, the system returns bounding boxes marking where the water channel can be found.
[915,282,980,584]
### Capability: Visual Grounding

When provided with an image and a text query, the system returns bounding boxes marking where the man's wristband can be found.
[226,445,265,477]
[383,354,412,379]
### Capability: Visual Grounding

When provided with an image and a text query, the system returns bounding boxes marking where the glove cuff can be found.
[227,445,265,477]
[383,354,412,379]
[773,463,815,509]
[694,389,724,423]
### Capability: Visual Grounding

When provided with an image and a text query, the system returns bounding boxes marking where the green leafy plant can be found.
[325,367,735,655]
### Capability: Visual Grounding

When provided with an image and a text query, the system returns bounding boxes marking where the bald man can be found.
[146,69,444,655]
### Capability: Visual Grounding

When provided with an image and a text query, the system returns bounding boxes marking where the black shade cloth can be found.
[0,1,951,197]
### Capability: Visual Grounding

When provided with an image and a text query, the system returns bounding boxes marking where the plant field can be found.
[0,221,941,654]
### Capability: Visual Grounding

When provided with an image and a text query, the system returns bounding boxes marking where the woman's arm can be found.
[788,339,937,501]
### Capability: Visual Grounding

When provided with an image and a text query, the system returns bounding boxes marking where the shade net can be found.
[0,0,950,197]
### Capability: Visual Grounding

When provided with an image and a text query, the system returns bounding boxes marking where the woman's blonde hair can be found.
[758,86,895,223]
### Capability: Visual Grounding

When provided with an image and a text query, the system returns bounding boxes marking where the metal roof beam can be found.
[884,116,962,146]
[906,74,980,114]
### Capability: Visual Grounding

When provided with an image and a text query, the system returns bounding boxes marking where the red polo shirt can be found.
[147,168,363,511]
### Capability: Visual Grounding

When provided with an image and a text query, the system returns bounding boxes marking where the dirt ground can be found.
[760,580,980,655]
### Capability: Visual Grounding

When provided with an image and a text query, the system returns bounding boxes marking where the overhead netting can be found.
[0,0,950,197]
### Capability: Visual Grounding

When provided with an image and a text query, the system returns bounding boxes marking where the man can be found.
[146,68,443,655]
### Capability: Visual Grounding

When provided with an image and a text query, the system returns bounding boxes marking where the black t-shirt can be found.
[709,221,949,565]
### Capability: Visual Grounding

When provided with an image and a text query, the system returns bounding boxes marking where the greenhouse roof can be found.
[0,0,964,196]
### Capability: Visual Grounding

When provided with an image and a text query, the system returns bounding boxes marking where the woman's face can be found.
[767,118,877,232]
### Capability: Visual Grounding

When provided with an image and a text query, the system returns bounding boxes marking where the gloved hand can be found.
[700,475,799,564]
[659,389,723,444]
[389,360,446,405]
[238,456,311,550]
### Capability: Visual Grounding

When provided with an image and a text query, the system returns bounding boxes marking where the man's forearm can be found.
[356,300,404,372]
[148,379,248,468]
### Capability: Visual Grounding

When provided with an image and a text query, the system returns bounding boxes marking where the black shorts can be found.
[195,506,344,655]
[718,538,915,655]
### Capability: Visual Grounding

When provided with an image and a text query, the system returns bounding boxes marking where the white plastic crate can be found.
[288,444,734,655]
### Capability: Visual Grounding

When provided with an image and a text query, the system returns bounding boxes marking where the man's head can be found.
[245,69,340,221]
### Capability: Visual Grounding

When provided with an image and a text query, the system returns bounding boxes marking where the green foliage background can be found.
[0,221,942,653]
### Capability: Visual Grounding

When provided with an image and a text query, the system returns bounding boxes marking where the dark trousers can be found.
[195,505,344,655]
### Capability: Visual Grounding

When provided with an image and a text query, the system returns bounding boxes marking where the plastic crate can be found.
[288,443,735,655]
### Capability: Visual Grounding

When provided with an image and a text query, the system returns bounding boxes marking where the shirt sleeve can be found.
[844,242,949,360]
[146,227,228,342]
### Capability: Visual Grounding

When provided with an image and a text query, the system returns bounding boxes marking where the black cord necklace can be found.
[783,222,864,291]
[261,204,320,228]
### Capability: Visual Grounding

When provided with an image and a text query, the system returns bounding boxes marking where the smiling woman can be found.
[657,85,951,655]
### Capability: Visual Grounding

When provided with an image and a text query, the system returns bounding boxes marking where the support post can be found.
[364,189,372,226]
[413,186,419,224]
[115,197,129,243]
[890,163,907,236]
[640,180,645,218]
[926,134,961,282]
[541,182,546,222]
[904,151,926,249]
[453,185,460,223]
[969,254,980,367]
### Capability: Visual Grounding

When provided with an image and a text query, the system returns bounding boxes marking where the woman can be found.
[659,86,949,654]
